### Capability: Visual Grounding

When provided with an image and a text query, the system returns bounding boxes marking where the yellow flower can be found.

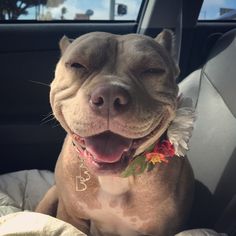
[145,152,169,164]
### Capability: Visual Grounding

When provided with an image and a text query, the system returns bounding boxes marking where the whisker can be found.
[41,112,60,128]
[29,80,50,87]
[41,112,56,125]
[42,112,54,121]
[52,123,60,128]
[41,116,56,125]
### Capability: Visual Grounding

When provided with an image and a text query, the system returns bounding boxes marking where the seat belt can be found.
[174,0,183,64]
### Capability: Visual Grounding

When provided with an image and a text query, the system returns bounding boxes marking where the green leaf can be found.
[145,143,156,153]
[121,154,148,178]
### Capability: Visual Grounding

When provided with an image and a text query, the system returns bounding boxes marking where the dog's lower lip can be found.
[87,146,132,165]
[89,153,129,173]
[91,155,122,166]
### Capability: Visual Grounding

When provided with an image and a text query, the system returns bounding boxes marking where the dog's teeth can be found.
[84,149,93,158]
[76,149,83,156]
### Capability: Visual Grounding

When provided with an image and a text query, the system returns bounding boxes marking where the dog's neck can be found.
[98,175,134,195]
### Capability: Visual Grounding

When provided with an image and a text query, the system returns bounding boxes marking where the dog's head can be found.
[50,30,179,175]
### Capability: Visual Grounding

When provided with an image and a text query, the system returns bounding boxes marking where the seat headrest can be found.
[204,29,236,117]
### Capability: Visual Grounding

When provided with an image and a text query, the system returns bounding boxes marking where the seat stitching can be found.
[202,70,236,119]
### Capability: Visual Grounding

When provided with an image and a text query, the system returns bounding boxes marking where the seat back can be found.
[179,29,236,225]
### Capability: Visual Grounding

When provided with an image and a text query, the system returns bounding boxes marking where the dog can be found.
[36,30,194,236]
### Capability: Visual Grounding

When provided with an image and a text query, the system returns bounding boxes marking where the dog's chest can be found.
[84,176,150,236]
[88,198,143,236]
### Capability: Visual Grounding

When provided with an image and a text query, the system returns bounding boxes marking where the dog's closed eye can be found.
[65,62,88,72]
[143,68,166,75]
[70,62,85,69]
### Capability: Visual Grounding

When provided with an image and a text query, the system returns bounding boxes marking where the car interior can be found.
[0,0,236,235]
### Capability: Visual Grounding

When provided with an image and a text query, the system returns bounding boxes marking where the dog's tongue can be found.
[84,132,132,163]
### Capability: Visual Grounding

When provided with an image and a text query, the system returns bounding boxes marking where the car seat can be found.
[179,28,236,235]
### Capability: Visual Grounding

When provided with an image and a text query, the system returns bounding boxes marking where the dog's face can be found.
[50,31,179,175]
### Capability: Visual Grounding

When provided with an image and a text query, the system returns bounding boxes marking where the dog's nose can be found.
[89,84,130,116]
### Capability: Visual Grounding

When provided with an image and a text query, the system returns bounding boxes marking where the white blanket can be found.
[0,212,86,235]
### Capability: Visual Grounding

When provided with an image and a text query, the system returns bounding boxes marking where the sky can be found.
[199,0,236,19]
[20,0,142,20]
[18,0,236,21]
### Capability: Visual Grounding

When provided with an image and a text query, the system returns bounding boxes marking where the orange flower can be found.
[145,140,175,164]
[145,152,169,164]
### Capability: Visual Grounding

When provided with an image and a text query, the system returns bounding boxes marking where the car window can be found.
[199,0,236,20]
[0,0,143,22]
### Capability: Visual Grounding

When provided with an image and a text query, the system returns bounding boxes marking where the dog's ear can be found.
[155,29,176,59]
[59,35,73,54]
[155,29,180,77]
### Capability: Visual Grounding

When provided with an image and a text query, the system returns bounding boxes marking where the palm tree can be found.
[61,6,67,20]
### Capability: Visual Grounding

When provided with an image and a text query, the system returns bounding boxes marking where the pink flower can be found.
[145,140,175,164]
[154,140,175,157]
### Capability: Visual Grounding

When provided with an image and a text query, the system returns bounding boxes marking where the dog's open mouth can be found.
[84,132,132,164]
[73,131,133,173]
[72,116,166,173]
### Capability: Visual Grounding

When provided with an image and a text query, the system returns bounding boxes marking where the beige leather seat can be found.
[179,29,236,233]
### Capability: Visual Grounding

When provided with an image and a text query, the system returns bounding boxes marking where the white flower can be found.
[167,97,196,157]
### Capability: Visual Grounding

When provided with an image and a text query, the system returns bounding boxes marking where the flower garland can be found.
[145,140,175,164]
[121,97,195,177]
[121,139,175,177]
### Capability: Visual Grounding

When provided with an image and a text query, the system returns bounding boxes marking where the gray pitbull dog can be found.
[36,30,194,236]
